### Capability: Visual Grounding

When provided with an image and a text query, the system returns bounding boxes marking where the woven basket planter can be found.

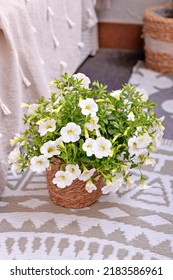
[143,3,173,74]
[46,158,104,208]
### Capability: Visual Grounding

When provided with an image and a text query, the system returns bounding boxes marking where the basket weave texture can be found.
[46,158,104,208]
[143,3,173,73]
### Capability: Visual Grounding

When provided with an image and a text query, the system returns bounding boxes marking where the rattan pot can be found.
[143,3,173,74]
[46,158,104,208]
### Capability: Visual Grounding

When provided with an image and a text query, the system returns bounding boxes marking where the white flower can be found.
[85,179,97,193]
[110,90,121,99]
[149,122,164,151]
[82,138,94,157]
[28,104,39,115]
[52,170,73,188]
[95,127,101,137]
[93,137,112,159]
[135,87,148,101]
[102,174,124,194]
[134,126,143,136]
[123,99,132,110]
[73,73,91,88]
[131,149,148,164]
[128,133,152,150]
[21,102,30,108]
[138,176,151,189]
[79,168,96,182]
[8,146,21,164]
[10,134,21,146]
[30,155,49,173]
[40,140,61,158]
[127,111,135,121]
[60,122,81,143]
[144,156,156,166]
[79,98,98,116]
[158,116,165,131]
[136,133,152,149]
[150,137,163,152]
[128,146,148,158]
[125,176,137,190]
[11,162,21,177]
[85,116,99,131]
[38,119,56,136]
[65,164,81,180]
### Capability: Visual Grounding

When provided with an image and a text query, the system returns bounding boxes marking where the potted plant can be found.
[8,73,164,208]
[143,1,173,73]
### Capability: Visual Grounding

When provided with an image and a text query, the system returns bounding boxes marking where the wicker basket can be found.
[143,3,173,74]
[46,158,104,208]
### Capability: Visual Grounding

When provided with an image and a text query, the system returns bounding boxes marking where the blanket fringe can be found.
[66,16,75,28]
[0,98,11,115]
[63,1,75,28]
[47,6,59,48]
[18,65,31,87]
[60,61,67,73]
[52,35,59,48]
[47,6,54,17]
[78,42,85,49]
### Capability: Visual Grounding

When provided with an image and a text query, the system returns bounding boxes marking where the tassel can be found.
[2,16,9,27]
[52,35,60,48]
[60,61,67,73]
[22,76,32,87]
[31,25,37,33]
[66,16,75,28]
[47,6,59,48]
[78,42,85,49]
[86,8,93,18]
[40,57,45,65]
[0,98,11,115]
[63,1,75,28]
[47,6,54,19]
[18,65,31,87]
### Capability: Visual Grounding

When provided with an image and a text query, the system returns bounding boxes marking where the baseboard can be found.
[98,22,144,50]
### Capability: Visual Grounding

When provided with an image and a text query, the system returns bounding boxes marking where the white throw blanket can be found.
[0,0,97,193]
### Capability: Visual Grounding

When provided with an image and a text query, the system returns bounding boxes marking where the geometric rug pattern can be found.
[0,139,173,260]
[128,60,173,140]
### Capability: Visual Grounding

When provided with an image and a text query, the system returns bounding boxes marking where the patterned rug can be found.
[0,138,173,260]
[128,60,173,140]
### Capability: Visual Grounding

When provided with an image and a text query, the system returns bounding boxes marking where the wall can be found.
[97,0,168,50]
[97,0,168,24]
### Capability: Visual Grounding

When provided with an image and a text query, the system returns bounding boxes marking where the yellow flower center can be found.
[67,129,74,134]
[100,145,106,151]
[87,144,91,148]
[85,105,91,110]
[36,160,43,165]
[47,147,53,153]
[46,124,53,129]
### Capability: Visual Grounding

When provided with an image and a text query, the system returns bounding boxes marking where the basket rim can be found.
[144,3,173,23]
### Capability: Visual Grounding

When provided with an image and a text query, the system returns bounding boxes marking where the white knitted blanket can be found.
[0,0,97,193]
